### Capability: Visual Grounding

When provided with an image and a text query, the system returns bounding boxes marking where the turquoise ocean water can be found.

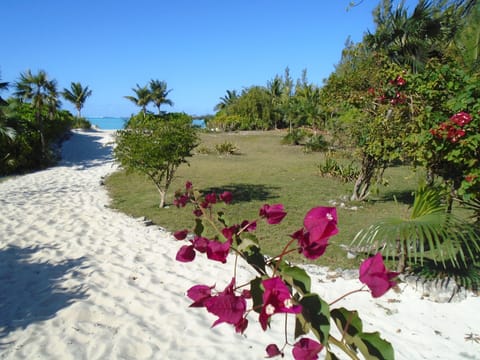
[87,117,206,130]
[87,117,127,130]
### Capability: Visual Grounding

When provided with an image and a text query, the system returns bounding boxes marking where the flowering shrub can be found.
[173,182,398,359]
[426,111,480,200]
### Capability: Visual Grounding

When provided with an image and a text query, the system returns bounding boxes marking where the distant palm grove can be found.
[1,0,478,207]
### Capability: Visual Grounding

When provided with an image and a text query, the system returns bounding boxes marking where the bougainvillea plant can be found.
[173,182,398,359]
[426,111,480,200]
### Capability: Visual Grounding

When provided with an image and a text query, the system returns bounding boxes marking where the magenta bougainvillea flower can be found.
[450,111,472,127]
[266,343,283,358]
[292,338,323,360]
[259,204,287,225]
[259,277,302,330]
[206,238,232,263]
[173,229,189,240]
[186,284,214,307]
[175,244,196,262]
[220,191,233,204]
[291,207,338,260]
[359,253,398,298]
[203,278,248,333]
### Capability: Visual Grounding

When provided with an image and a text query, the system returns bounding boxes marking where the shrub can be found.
[71,117,92,129]
[215,141,238,156]
[317,155,360,183]
[303,134,328,153]
[281,128,306,145]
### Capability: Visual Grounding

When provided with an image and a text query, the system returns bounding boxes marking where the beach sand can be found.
[0,129,478,359]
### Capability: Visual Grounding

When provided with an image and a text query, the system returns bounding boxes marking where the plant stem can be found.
[329,336,360,360]
[328,287,367,306]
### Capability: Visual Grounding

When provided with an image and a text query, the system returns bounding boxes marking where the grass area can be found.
[106,130,424,269]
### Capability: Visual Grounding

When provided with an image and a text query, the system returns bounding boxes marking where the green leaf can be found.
[330,307,363,345]
[298,293,330,345]
[193,218,204,236]
[279,263,311,295]
[294,315,309,339]
[250,277,264,314]
[353,332,395,360]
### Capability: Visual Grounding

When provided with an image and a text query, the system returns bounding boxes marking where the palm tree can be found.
[0,77,16,141]
[124,84,151,117]
[14,70,59,159]
[365,0,473,73]
[214,90,238,111]
[62,82,92,118]
[149,79,173,115]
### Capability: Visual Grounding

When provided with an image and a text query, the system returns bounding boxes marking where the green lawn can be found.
[106,130,424,269]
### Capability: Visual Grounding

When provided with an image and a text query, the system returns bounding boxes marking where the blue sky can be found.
[2,0,418,117]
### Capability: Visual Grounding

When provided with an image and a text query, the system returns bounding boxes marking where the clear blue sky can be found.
[2,0,418,117]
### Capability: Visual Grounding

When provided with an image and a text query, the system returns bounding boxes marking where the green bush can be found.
[281,128,306,145]
[215,141,239,156]
[303,134,328,153]
[71,117,92,129]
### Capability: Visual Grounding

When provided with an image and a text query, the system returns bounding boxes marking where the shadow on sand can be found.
[59,130,114,169]
[0,245,88,342]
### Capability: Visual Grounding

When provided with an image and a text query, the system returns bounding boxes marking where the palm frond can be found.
[352,185,480,271]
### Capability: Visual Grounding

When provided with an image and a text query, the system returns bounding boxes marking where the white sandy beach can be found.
[0,129,479,360]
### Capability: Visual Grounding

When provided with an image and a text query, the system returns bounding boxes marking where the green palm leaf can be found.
[352,185,480,272]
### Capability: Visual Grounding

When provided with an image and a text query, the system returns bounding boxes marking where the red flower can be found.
[206,238,232,263]
[395,76,406,86]
[292,338,323,360]
[359,253,398,298]
[450,112,472,127]
[259,277,302,330]
[259,204,287,225]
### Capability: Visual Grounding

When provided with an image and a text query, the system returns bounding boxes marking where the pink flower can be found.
[292,207,338,260]
[186,284,214,307]
[259,204,287,225]
[173,194,189,208]
[266,344,283,358]
[220,191,233,204]
[204,192,217,205]
[203,278,248,333]
[450,112,472,127]
[206,238,232,263]
[175,244,196,262]
[259,277,302,330]
[173,229,189,240]
[292,338,323,360]
[359,253,398,298]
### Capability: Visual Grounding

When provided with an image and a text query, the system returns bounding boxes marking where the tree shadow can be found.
[0,245,88,342]
[200,183,281,203]
[375,189,415,205]
[59,130,114,169]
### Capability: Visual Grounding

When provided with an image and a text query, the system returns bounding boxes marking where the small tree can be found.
[114,113,198,208]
